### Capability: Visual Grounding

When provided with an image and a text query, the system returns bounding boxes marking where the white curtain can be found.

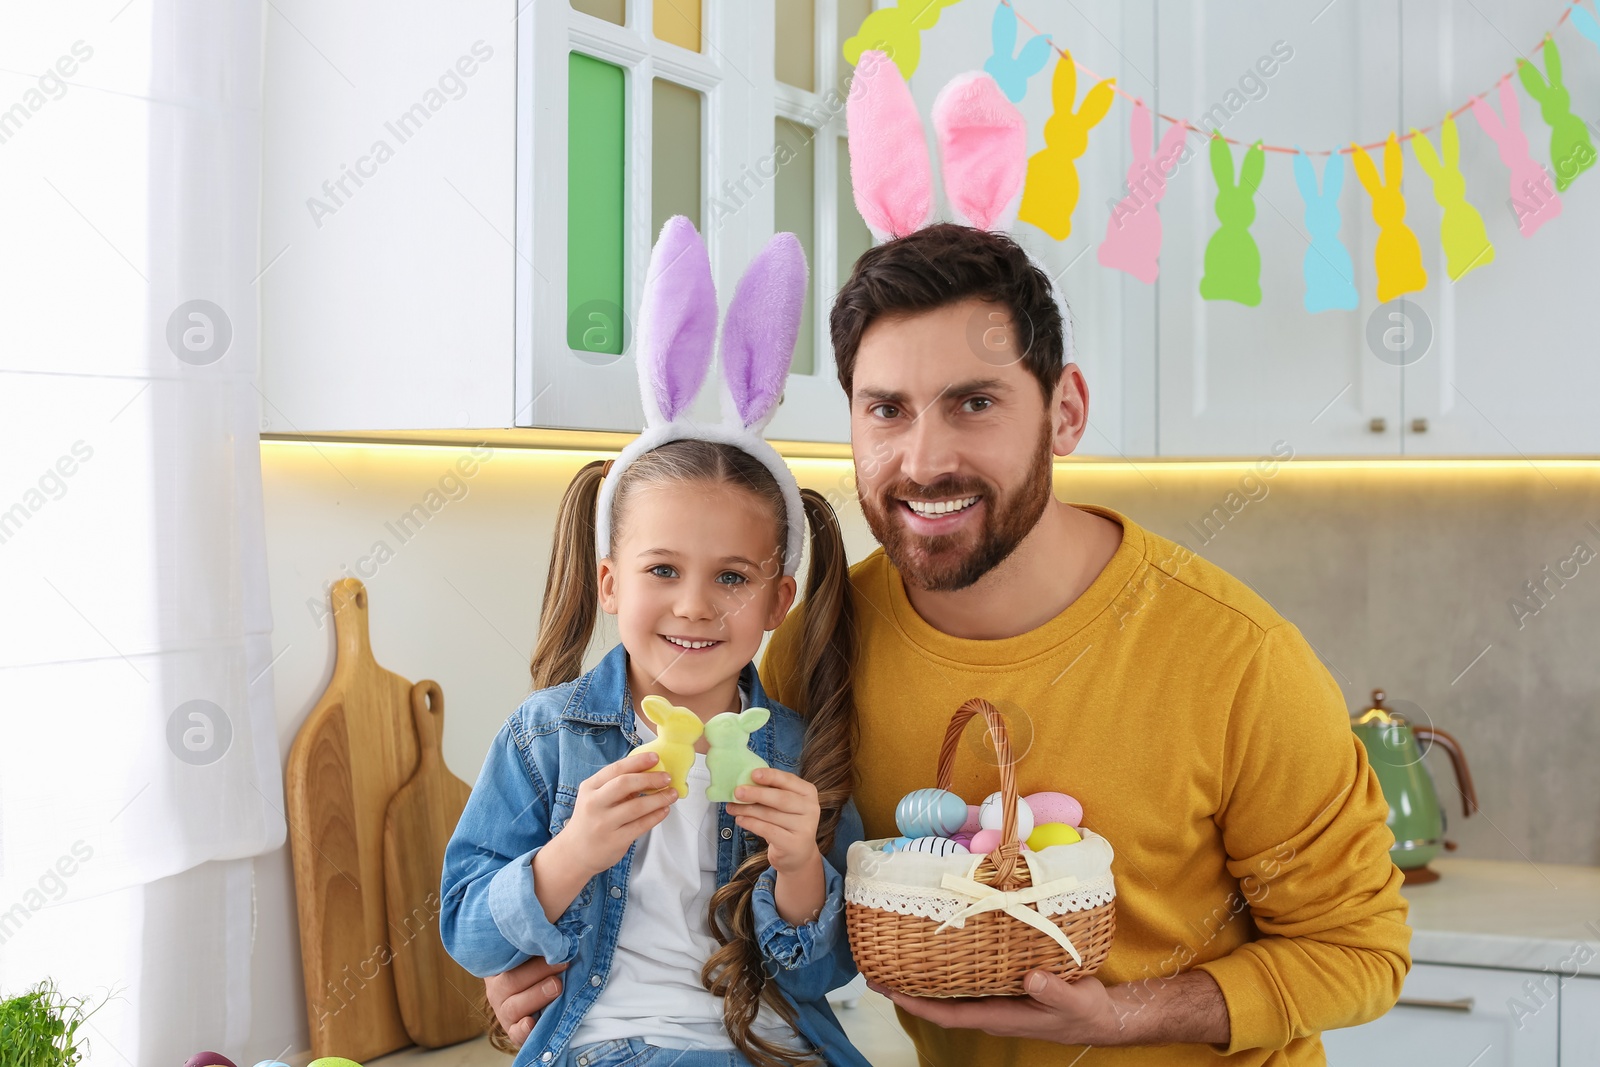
[0,1,281,1063]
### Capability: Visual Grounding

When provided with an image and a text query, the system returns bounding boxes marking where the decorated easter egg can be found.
[250,1062,294,1067]
[1027,822,1083,850]
[307,1059,365,1067]
[958,804,983,834]
[183,1056,236,1067]
[881,836,915,853]
[895,788,968,839]
[899,835,970,857]
[950,831,975,850]
[978,792,1035,841]
[1024,791,1083,828]
[969,828,1031,854]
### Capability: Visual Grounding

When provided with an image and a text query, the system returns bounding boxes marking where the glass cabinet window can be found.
[652,80,703,231]
[571,0,625,25]
[776,0,817,91]
[775,119,818,375]
[654,0,701,51]
[568,53,627,358]
[836,135,871,293]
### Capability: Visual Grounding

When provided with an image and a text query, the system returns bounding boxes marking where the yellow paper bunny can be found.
[1410,116,1495,281]
[1351,132,1428,302]
[633,694,704,799]
[1018,49,1115,240]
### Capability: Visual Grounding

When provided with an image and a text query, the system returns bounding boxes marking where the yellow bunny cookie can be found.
[633,694,704,799]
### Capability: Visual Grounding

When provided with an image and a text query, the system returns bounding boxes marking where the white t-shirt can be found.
[567,694,802,1052]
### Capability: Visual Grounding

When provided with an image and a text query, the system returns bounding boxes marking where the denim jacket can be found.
[440,643,869,1067]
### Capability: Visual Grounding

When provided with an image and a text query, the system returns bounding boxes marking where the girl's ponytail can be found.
[795,488,858,857]
[529,459,608,690]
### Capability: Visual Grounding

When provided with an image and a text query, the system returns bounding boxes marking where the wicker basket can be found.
[845,698,1116,997]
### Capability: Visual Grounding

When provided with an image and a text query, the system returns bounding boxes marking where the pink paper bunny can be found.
[1098,101,1191,283]
[1470,78,1561,238]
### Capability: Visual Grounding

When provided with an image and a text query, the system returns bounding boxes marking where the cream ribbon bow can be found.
[933,858,1084,965]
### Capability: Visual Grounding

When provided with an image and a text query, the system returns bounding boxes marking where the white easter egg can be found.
[901,835,970,857]
[978,791,1034,841]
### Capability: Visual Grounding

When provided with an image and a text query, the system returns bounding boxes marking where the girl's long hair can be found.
[488,442,857,1065]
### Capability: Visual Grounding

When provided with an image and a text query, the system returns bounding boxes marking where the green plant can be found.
[0,980,104,1067]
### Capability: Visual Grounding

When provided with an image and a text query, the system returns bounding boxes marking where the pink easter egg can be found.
[950,832,975,849]
[958,804,983,834]
[968,828,1001,854]
[1024,791,1083,828]
[183,1055,237,1067]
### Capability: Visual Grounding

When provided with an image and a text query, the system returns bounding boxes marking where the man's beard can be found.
[859,420,1054,592]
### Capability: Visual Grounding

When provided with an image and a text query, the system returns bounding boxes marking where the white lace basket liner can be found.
[845,828,1117,926]
[842,698,1117,996]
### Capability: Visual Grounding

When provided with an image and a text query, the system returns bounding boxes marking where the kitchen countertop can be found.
[305,859,1600,1066]
[1403,857,1600,976]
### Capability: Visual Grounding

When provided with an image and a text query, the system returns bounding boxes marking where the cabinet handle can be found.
[1411,417,1429,433]
[1369,416,1388,433]
[1396,996,1475,1012]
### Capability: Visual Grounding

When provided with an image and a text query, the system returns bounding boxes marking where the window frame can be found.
[515,0,857,441]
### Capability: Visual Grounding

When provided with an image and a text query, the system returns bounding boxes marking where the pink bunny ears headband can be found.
[594,216,809,577]
[845,48,1076,360]
[847,48,1028,240]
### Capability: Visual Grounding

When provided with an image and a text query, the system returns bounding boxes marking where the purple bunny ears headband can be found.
[594,216,809,576]
[845,48,1076,361]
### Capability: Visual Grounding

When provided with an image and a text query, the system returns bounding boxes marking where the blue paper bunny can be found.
[1292,150,1360,313]
[983,2,1053,103]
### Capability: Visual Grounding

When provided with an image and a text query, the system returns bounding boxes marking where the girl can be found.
[440,221,866,1067]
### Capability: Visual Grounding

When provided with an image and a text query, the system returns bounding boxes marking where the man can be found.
[487,224,1410,1064]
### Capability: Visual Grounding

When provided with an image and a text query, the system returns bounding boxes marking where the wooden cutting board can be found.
[286,578,419,1062]
[383,679,487,1047]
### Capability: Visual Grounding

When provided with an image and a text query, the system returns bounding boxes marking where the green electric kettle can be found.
[1351,690,1478,884]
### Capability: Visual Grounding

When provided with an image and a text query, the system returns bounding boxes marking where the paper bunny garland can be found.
[593,216,809,576]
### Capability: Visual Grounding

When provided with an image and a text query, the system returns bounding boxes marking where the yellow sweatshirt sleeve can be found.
[1194,623,1412,1053]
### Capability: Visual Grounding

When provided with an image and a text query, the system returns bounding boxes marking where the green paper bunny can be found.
[1519,38,1597,192]
[1199,136,1265,307]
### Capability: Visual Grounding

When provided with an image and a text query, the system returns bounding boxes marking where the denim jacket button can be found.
[590,974,603,987]
[609,885,622,898]
[720,827,733,840]
[540,1054,553,1063]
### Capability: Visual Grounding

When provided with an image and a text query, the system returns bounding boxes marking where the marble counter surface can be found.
[1403,858,1600,975]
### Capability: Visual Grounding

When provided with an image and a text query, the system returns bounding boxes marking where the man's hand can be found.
[868,969,1230,1048]
[485,957,568,1048]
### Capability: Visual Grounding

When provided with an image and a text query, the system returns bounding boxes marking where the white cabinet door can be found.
[1322,962,1559,1067]
[1562,975,1600,1063]
[260,1,518,433]
[1396,0,1600,456]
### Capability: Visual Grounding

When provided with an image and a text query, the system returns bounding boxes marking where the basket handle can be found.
[936,698,1024,887]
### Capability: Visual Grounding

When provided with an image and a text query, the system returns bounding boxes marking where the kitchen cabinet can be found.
[261,0,860,443]
[1322,962,1559,1065]
[1151,0,1600,457]
[1562,975,1600,1062]
[260,1,1598,454]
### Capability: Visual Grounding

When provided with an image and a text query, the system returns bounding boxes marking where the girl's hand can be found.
[549,750,676,882]
[725,766,822,875]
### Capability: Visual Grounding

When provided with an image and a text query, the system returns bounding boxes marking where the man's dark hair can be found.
[828,223,1068,401]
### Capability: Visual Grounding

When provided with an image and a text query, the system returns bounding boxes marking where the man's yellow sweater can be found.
[762,505,1411,1065]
